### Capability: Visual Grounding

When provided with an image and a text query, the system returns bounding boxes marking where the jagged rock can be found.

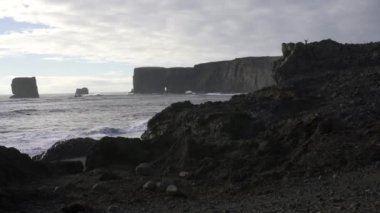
[86,137,149,171]
[10,77,39,98]
[0,146,47,186]
[34,138,96,161]
[140,40,380,184]
[135,163,154,176]
[75,88,89,97]
[274,39,380,91]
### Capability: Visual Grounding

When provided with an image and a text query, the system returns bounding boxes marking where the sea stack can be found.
[75,87,89,97]
[10,77,39,98]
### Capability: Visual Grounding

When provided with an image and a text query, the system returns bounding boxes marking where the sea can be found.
[0,93,233,157]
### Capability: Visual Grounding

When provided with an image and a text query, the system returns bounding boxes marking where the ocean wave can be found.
[11,109,38,115]
[87,127,127,136]
[48,109,68,113]
[206,93,243,96]
[85,121,148,138]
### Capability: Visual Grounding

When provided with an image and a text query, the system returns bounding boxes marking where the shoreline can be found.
[1,39,380,212]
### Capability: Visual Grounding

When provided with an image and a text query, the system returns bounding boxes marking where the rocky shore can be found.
[1,40,379,212]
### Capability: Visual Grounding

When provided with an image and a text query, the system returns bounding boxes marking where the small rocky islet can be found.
[1,39,380,212]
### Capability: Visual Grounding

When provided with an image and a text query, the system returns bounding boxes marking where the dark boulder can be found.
[0,146,47,186]
[44,161,84,175]
[61,202,95,213]
[34,138,96,161]
[75,87,89,97]
[10,77,39,98]
[85,137,150,170]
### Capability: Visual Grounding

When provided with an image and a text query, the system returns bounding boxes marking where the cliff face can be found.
[133,57,280,94]
[133,67,167,93]
[275,39,380,89]
[194,57,280,93]
[133,67,194,93]
[165,68,195,93]
[10,77,39,98]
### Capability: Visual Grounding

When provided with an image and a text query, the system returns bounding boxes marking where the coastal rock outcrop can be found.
[133,57,280,94]
[85,137,150,170]
[3,40,380,213]
[10,77,39,98]
[274,39,380,90]
[34,138,96,161]
[0,146,46,186]
[141,40,380,183]
[75,87,89,97]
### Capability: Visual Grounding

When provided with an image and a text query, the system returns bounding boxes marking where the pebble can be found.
[107,205,120,213]
[156,178,175,192]
[135,163,154,176]
[91,183,105,192]
[143,181,156,191]
[166,184,179,194]
[179,171,190,177]
[53,186,60,193]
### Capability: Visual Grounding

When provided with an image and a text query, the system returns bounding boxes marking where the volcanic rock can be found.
[135,163,154,176]
[86,137,149,170]
[34,138,96,161]
[75,87,89,97]
[142,181,156,191]
[141,40,380,184]
[0,146,47,186]
[10,77,39,98]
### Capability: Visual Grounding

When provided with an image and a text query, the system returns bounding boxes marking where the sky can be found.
[0,0,379,94]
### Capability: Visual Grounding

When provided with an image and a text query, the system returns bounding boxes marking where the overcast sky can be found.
[0,0,379,94]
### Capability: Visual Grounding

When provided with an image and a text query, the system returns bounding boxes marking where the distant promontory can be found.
[10,77,40,98]
[133,56,281,94]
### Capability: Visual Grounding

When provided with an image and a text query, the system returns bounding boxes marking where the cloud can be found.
[0,0,379,67]
[41,57,72,62]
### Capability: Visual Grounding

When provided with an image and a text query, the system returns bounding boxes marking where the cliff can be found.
[133,67,194,93]
[275,39,380,90]
[193,57,280,93]
[10,77,39,98]
[133,57,280,94]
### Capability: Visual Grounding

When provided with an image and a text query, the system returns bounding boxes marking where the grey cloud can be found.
[2,0,380,66]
